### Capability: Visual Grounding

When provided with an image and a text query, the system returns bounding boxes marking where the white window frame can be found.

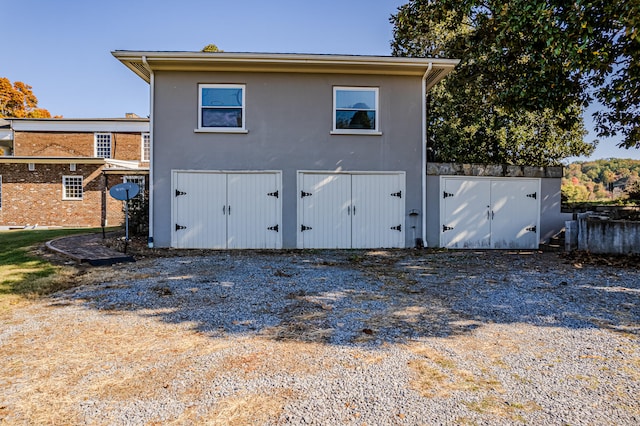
[332,86,381,135]
[123,175,145,199]
[94,133,112,158]
[62,176,83,200]
[141,133,150,162]
[196,84,247,133]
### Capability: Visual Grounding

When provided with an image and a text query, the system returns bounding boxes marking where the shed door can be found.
[299,173,351,249]
[351,174,404,248]
[173,172,227,249]
[490,179,539,249]
[227,173,280,249]
[441,178,492,248]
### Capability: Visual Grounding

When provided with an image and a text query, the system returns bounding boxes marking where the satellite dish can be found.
[109,182,140,201]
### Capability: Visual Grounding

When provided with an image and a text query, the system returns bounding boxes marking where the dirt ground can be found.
[1,242,639,425]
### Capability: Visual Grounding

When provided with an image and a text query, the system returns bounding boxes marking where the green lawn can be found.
[0,228,102,310]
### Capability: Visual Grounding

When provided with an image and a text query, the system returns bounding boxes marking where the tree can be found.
[202,44,223,52]
[391,0,640,153]
[0,77,51,118]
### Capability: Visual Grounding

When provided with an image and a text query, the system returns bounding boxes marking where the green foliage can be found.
[563,158,640,202]
[126,192,149,236]
[391,0,640,151]
[202,44,223,52]
[0,228,99,304]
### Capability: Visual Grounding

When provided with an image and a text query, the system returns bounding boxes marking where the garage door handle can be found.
[353,205,356,215]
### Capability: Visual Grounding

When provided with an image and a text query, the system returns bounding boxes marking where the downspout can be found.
[142,55,155,248]
[421,62,433,248]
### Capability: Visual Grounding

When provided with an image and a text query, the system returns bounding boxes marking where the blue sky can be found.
[3,0,638,160]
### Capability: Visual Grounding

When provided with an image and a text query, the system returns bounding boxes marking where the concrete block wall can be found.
[0,163,125,227]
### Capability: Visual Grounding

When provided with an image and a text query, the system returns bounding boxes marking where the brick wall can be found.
[0,163,127,227]
[14,132,146,162]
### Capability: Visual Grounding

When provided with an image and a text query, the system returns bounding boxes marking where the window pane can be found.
[202,108,243,128]
[336,90,376,110]
[202,88,243,107]
[336,110,376,130]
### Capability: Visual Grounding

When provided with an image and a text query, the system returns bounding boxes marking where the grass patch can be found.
[0,228,102,309]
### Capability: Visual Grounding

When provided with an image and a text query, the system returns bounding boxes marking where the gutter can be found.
[421,62,433,248]
[142,56,155,248]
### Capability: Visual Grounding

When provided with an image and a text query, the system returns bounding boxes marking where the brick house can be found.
[0,117,149,229]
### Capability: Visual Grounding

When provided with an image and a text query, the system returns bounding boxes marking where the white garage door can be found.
[298,172,405,249]
[441,177,540,249]
[172,171,281,249]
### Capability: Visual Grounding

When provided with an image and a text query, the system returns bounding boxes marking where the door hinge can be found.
[175,224,187,231]
[526,192,537,200]
[391,191,402,198]
[442,225,454,232]
[268,190,279,198]
[443,191,454,198]
[175,189,187,197]
[391,224,402,232]
[267,224,279,232]
[526,226,537,232]
[301,224,312,232]
[301,190,312,198]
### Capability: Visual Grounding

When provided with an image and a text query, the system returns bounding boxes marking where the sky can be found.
[3,0,638,161]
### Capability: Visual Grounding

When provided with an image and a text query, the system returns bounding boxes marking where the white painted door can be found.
[227,173,280,249]
[173,172,227,249]
[298,172,405,249]
[490,179,539,249]
[173,171,281,249]
[440,177,540,249]
[299,173,352,248]
[441,178,492,248]
[351,174,404,248]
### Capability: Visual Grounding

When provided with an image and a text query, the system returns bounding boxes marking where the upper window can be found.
[141,133,150,162]
[62,176,83,200]
[95,133,112,158]
[198,84,246,131]
[333,87,379,134]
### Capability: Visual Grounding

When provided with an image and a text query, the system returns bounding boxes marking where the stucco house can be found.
[113,51,567,249]
[0,117,149,228]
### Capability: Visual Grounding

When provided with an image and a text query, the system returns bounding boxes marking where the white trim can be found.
[9,119,149,133]
[146,56,155,247]
[198,83,246,131]
[62,175,84,200]
[94,133,112,158]
[332,86,379,134]
[194,128,249,134]
[422,63,432,247]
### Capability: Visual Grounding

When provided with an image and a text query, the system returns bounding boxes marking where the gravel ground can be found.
[1,249,639,425]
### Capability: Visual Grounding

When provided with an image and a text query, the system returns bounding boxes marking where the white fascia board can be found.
[10,119,149,133]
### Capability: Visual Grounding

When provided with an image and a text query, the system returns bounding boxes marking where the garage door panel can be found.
[491,180,539,249]
[174,172,226,249]
[300,174,351,249]
[227,173,280,249]
[441,178,491,248]
[351,174,404,248]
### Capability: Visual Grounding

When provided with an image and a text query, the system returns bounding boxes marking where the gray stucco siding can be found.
[151,71,425,248]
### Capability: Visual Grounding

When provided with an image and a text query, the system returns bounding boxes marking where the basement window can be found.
[332,87,380,135]
[62,176,83,200]
[28,163,35,171]
[197,84,246,132]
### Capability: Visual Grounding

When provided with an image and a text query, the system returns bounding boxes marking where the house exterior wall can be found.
[0,163,125,227]
[151,70,425,248]
[14,131,146,163]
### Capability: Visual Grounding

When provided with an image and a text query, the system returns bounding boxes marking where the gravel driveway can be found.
[1,249,639,425]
